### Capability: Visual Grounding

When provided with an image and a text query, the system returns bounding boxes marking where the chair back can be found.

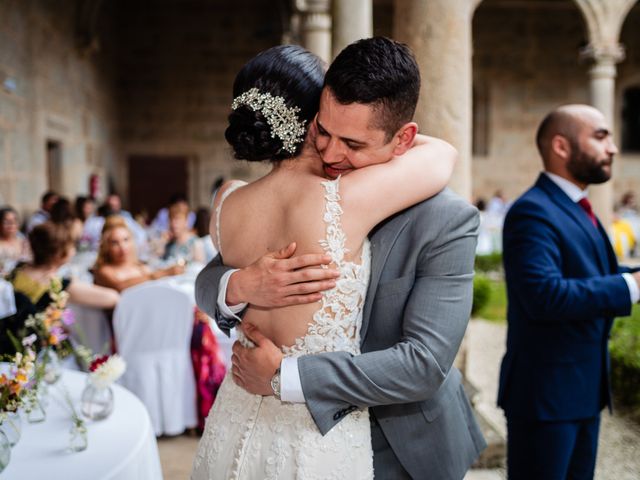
[114,280,197,435]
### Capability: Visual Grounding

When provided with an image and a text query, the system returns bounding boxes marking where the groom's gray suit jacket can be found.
[195,188,486,479]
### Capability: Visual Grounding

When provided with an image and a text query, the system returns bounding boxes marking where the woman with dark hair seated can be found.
[1,222,119,354]
[50,196,83,243]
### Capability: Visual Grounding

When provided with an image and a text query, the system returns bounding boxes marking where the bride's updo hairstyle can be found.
[225,45,324,162]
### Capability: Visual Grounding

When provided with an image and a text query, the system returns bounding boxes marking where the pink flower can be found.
[61,309,75,326]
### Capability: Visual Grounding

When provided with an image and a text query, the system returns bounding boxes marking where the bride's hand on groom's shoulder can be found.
[227,242,339,308]
[231,323,282,396]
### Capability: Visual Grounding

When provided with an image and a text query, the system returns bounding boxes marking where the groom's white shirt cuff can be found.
[280,357,306,403]
[622,273,640,303]
[218,272,306,403]
[217,270,247,319]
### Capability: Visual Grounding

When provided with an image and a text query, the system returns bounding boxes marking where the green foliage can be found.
[611,312,640,369]
[475,253,503,273]
[610,309,640,418]
[472,274,491,316]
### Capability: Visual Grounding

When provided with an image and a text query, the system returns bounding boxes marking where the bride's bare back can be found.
[214,156,369,348]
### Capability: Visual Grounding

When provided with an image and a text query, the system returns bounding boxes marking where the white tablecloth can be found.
[1,370,163,480]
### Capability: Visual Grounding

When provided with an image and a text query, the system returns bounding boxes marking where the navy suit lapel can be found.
[536,174,610,274]
[360,213,411,343]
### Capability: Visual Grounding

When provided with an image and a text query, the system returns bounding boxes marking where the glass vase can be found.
[0,430,10,473]
[68,421,88,452]
[0,411,22,447]
[26,396,46,424]
[81,382,114,420]
[37,347,61,385]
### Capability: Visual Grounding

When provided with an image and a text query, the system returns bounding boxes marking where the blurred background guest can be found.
[162,202,205,265]
[75,196,96,225]
[611,206,637,258]
[9,222,119,308]
[0,206,31,275]
[150,193,195,238]
[194,207,217,263]
[50,196,83,242]
[2,222,118,355]
[26,190,58,232]
[82,195,148,254]
[93,216,184,292]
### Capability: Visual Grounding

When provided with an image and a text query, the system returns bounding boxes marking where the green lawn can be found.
[474,278,507,322]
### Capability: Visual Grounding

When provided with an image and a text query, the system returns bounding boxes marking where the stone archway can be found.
[471,0,589,203]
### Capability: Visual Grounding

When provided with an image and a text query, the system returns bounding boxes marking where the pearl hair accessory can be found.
[231,88,307,154]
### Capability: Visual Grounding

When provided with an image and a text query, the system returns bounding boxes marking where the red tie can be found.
[578,198,598,228]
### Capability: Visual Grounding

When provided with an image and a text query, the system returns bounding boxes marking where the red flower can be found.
[89,355,110,372]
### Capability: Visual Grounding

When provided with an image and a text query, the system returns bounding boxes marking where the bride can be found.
[191,44,456,479]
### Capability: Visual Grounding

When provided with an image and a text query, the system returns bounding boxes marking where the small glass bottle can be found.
[80,382,114,420]
[68,420,88,452]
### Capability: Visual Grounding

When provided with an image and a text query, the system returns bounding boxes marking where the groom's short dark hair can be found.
[324,37,420,141]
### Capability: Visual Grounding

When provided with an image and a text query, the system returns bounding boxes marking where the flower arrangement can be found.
[88,355,126,389]
[0,345,36,422]
[23,278,75,358]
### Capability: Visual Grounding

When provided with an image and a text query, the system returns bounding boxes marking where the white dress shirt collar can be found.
[544,171,588,203]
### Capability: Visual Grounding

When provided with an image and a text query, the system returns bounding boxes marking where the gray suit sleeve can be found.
[195,255,240,336]
[298,206,479,435]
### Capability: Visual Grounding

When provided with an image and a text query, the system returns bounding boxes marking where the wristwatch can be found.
[270,367,281,400]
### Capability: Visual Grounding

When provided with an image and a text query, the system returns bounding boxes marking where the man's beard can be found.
[566,144,612,185]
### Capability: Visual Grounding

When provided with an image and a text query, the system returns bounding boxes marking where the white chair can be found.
[113,280,197,436]
[67,303,111,355]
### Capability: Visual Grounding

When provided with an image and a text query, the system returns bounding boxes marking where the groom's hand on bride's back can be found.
[231,323,281,396]
[226,242,339,308]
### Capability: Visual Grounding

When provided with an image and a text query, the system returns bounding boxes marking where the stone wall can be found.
[0,0,119,217]
[472,0,640,205]
[115,0,283,209]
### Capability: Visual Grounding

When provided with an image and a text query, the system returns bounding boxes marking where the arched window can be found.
[622,86,640,153]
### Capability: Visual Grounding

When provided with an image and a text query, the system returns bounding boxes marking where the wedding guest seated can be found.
[9,222,119,307]
[150,193,196,238]
[50,196,83,242]
[0,206,31,275]
[26,191,58,232]
[94,216,223,428]
[162,202,205,264]
[93,216,184,292]
[82,202,148,253]
[194,207,217,263]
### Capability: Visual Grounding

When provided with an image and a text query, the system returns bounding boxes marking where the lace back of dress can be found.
[282,177,370,358]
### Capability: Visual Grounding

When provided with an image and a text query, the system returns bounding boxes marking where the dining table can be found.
[1,369,163,480]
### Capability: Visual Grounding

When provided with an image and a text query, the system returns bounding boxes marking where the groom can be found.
[196,37,486,479]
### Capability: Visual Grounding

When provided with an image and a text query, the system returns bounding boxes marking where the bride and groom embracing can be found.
[191,37,486,479]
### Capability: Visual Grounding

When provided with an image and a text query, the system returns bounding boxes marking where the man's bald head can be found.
[535,105,603,164]
[535,104,616,188]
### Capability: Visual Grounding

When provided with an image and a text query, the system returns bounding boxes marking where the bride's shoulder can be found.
[212,179,248,210]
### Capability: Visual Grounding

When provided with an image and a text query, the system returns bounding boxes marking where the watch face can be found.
[271,372,281,398]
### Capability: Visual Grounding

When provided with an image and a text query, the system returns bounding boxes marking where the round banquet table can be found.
[1,369,163,480]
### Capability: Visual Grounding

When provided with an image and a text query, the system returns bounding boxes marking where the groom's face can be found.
[315,89,400,179]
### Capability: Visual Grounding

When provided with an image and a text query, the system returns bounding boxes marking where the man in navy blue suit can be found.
[498,104,640,479]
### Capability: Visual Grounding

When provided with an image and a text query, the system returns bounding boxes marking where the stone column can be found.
[295,0,332,63]
[574,0,636,229]
[393,0,482,201]
[332,0,372,59]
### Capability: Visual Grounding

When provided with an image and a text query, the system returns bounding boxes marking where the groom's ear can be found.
[391,122,418,156]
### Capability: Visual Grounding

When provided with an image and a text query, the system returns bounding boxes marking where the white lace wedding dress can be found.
[191,178,374,480]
